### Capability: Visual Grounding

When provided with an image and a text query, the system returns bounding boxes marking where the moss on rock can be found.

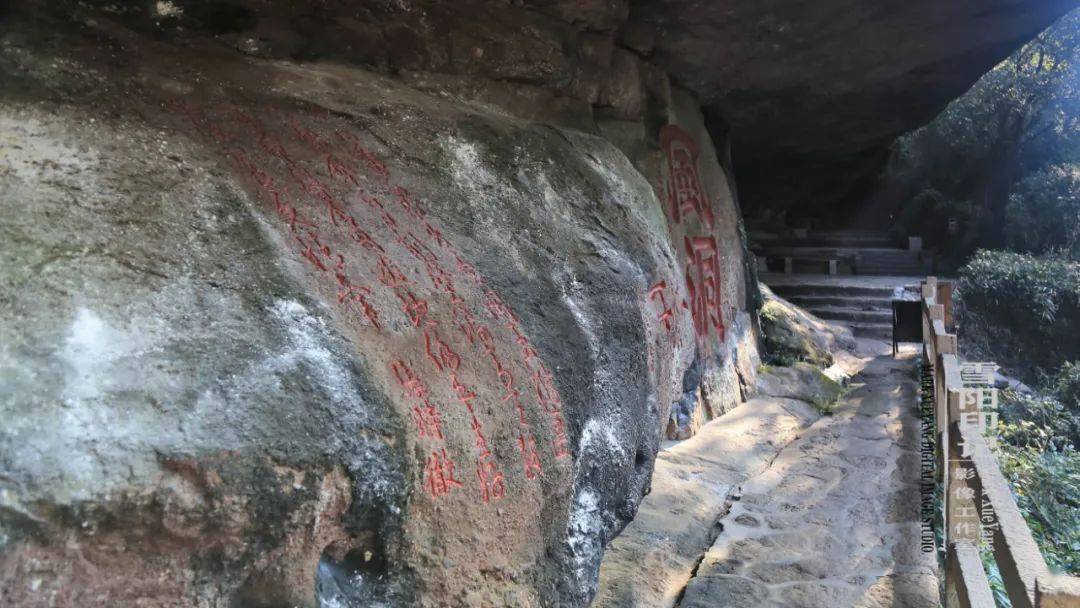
[758,285,854,368]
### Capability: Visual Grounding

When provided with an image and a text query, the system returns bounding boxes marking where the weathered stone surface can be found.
[760,284,855,367]
[0,0,1039,605]
[756,362,845,414]
[593,397,820,608]
[676,349,939,608]
[649,88,758,441]
[0,2,754,606]
[26,0,1066,217]
[0,105,409,608]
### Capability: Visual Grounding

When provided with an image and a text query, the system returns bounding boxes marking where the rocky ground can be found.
[596,337,939,608]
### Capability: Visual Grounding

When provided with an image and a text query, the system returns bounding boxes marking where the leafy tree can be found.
[874,9,1080,264]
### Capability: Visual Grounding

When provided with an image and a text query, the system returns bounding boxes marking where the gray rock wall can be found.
[0,4,755,607]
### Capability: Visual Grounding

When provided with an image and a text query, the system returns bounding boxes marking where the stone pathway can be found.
[593,396,820,607]
[677,346,938,608]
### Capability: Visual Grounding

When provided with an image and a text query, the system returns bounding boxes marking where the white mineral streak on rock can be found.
[155,1,183,18]
[566,488,603,588]
[62,307,124,401]
[580,418,628,460]
[0,115,98,182]
[442,135,530,272]
[559,274,599,355]
[268,299,353,403]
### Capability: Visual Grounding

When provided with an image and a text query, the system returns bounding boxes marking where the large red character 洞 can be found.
[660,124,714,230]
[684,236,725,343]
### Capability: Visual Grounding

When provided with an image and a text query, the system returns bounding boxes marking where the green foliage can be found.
[999,388,1079,456]
[960,250,1080,322]
[961,251,1080,575]
[980,550,1012,607]
[958,250,1080,371]
[872,9,1080,267]
[996,377,1080,575]
[1006,165,1080,258]
[1056,361,1080,410]
[995,435,1080,575]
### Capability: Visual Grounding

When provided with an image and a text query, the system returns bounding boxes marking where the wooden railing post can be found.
[938,281,955,330]
[918,277,1080,608]
[946,391,980,548]
[1036,575,1080,607]
[924,276,939,299]
[947,541,996,608]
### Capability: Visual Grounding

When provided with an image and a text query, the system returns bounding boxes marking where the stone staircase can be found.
[750,229,930,276]
[765,279,904,340]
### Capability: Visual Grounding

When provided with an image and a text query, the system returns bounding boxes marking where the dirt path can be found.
[676,347,938,607]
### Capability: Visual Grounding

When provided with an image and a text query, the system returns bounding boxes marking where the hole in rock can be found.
[185,1,258,34]
[634,447,648,471]
[315,539,391,607]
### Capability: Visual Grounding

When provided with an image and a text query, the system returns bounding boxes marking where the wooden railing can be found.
[921,277,1080,608]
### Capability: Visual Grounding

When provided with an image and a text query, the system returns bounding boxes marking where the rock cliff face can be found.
[632,0,1078,215]
[0,1,1065,606]
[71,0,1070,217]
[0,3,756,606]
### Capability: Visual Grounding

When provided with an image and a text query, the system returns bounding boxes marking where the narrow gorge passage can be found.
[677,344,937,608]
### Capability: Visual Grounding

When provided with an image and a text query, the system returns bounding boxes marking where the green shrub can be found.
[999,388,1078,454]
[996,439,1080,575]
[998,387,1080,575]
[1056,361,1080,411]
[1006,165,1080,259]
[958,250,1080,372]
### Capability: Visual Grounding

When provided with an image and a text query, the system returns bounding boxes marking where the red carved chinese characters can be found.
[391,359,445,442]
[648,281,675,333]
[684,236,725,343]
[660,125,714,230]
[180,103,572,507]
[424,448,464,498]
[655,123,727,351]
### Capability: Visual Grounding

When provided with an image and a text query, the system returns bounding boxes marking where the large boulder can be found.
[759,285,855,368]
[0,4,753,606]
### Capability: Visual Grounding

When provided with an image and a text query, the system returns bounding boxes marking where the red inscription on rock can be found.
[181,103,572,505]
[648,280,675,333]
[424,448,464,498]
[660,125,714,230]
[685,236,725,343]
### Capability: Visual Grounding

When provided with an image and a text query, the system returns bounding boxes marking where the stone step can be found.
[783,295,892,310]
[753,245,920,260]
[845,322,893,340]
[857,264,925,276]
[753,247,924,273]
[770,283,896,299]
[753,235,899,249]
[806,307,893,324]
